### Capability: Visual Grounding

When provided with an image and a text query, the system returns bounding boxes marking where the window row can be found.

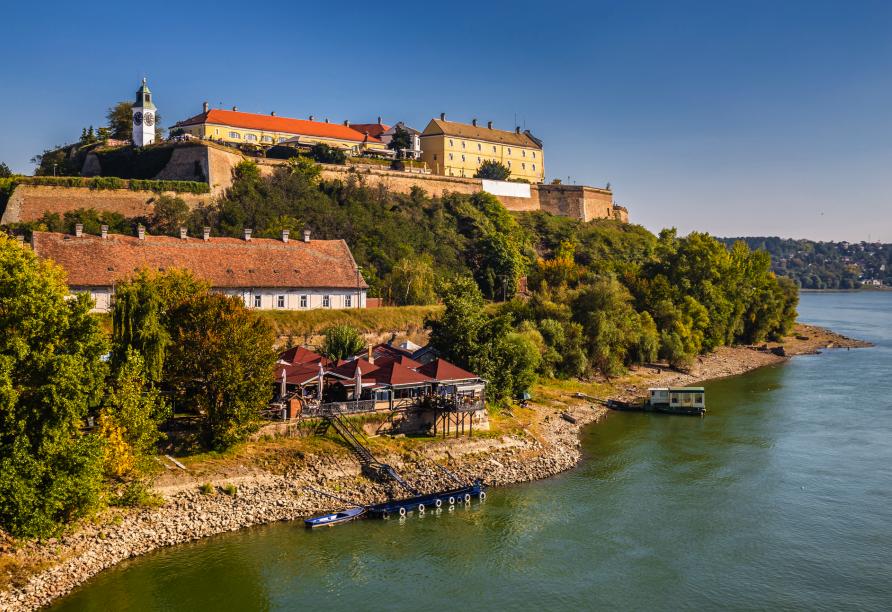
[225,130,286,143]
[250,294,352,308]
[446,139,537,159]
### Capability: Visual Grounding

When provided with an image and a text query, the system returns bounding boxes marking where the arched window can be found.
[229,131,241,139]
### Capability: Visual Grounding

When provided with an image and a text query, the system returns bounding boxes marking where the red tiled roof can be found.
[330,358,379,380]
[174,109,382,143]
[374,354,423,369]
[278,346,328,366]
[416,358,479,382]
[31,232,369,290]
[370,361,432,387]
[350,123,390,139]
[279,363,323,385]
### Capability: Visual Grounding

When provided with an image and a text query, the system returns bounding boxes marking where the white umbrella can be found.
[280,368,287,398]
[354,364,362,401]
[317,362,325,401]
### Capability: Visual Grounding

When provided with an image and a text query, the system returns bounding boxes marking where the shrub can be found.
[199,482,215,495]
[311,143,347,164]
[474,160,511,180]
[222,483,238,496]
[320,324,366,361]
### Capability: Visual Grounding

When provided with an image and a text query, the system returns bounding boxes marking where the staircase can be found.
[322,406,418,495]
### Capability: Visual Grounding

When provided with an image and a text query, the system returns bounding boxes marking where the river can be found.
[53,292,892,611]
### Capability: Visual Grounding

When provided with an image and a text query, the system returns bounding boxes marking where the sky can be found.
[1,0,891,242]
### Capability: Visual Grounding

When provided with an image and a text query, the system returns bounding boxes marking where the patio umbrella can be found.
[354,364,362,401]
[317,362,325,401]
[280,368,287,398]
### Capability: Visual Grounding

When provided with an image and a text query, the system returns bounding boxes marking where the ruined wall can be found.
[0,185,209,225]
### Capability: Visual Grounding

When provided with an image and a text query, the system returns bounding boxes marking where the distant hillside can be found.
[720,236,891,289]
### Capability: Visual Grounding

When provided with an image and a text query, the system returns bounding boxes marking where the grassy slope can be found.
[257,305,444,338]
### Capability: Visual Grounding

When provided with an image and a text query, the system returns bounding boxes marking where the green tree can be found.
[148,195,190,235]
[474,160,511,180]
[165,294,276,450]
[106,101,163,141]
[387,124,413,159]
[385,256,437,305]
[319,325,366,361]
[99,348,169,478]
[0,235,108,537]
[0,162,12,178]
[310,143,347,164]
[112,269,208,382]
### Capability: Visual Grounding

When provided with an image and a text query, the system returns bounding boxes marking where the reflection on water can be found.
[54,292,892,611]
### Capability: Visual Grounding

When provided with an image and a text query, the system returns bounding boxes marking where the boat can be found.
[605,388,706,416]
[365,480,486,518]
[304,506,366,528]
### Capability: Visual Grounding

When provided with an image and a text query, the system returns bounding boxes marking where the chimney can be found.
[343,119,350,127]
[324,118,329,123]
[309,115,314,121]
[440,112,446,121]
[74,223,83,238]
[377,116,382,124]
[270,111,276,116]
[487,121,493,129]
[472,118,478,127]
[243,228,253,241]
[203,101,209,113]
[303,229,311,243]
[232,105,238,112]
[100,224,108,239]
[516,126,521,134]
[281,229,290,243]
[202,226,211,241]
[367,345,374,365]
[179,227,188,240]
[137,224,145,240]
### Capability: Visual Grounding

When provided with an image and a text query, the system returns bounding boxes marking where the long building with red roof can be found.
[171,105,388,154]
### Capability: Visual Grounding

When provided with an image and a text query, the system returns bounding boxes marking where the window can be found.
[277,295,285,308]
[522,150,526,157]
[449,139,454,146]
[532,164,536,171]
[522,163,526,170]
[229,131,241,139]
[245,133,257,142]
[433,154,437,160]
[507,148,512,155]
[278,137,287,142]
[215,128,219,135]
[322,295,330,308]
[449,153,453,160]
[461,141,466,149]
[492,145,496,153]
[477,143,482,151]
[477,156,481,163]
[507,160,512,167]
[532,152,536,159]
[146,94,151,102]
[461,154,465,162]
[261,135,273,143]
[300,295,307,308]
[345,295,352,308]
[253,295,261,308]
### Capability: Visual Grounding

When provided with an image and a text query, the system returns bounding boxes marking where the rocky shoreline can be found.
[0,324,871,611]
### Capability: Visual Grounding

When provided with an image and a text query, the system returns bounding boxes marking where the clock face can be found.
[144,112,155,127]
[133,111,143,125]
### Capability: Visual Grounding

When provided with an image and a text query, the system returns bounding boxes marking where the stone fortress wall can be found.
[2,143,628,226]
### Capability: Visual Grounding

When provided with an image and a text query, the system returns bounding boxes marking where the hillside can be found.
[720,236,891,289]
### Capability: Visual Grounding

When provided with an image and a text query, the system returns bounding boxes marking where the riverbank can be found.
[0,324,871,611]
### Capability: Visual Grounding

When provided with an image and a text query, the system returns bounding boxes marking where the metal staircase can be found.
[322,406,418,496]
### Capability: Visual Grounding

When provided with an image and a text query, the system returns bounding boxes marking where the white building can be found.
[132,78,156,147]
[31,227,367,313]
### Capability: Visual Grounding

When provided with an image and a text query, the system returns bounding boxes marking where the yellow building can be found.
[419,115,544,183]
[171,105,388,154]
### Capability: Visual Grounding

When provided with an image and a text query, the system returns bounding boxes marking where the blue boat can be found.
[304,506,366,528]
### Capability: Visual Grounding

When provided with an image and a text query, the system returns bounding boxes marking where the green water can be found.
[54,292,892,611]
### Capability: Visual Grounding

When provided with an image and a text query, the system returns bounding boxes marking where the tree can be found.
[99,348,169,478]
[474,160,511,180]
[310,143,347,164]
[387,124,412,159]
[148,195,190,235]
[0,235,108,537]
[106,101,163,141]
[385,256,437,305]
[320,325,366,361]
[165,294,276,450]
[112,269,208,382]
[0,162,12,178]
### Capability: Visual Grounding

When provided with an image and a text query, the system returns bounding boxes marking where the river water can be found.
[53,292,892,611]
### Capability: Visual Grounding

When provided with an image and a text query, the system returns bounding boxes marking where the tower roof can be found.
[134,78,156,111]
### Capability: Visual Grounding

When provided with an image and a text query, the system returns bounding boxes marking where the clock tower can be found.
[132,78,156,147]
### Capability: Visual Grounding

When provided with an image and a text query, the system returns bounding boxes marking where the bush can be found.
[474,160,511,180]
[222,483,238,496]
[311,143,347,164]
[199,482,215,495]
[320,324,366,361]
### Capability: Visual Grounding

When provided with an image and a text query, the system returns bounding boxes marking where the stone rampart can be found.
[0,185,209,225]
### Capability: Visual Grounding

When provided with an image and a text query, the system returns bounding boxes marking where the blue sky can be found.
[2,0,891,241]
